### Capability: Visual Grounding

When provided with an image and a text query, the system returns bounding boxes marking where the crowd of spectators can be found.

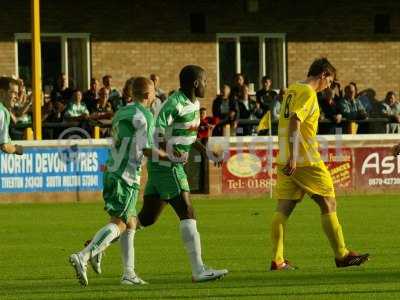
[7,71,400,141]
[203,73,400,139]
[8,73,167,139]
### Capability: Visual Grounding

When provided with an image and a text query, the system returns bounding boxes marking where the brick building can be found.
[0,0,399,110]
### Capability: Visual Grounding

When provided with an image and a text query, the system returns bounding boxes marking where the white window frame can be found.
[216,33,287,93]
[14,33,91,90]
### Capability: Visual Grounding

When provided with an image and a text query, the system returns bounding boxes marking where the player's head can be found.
[0,76,19,108]
[307,58,336,92]
[179,65,207,98]
[132,77,155,107]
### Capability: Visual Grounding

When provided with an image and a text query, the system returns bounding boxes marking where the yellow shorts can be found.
[276,161,335,200]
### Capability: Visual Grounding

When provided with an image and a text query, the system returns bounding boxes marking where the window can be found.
[217,34,286,91]
[15,33,91,90]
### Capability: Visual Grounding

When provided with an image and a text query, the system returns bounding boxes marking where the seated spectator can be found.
[50,73,73,106]
[319,88,344,134]
[150,74,167,116]
[230,73,246,101]
[83,78,99,113]
[237,85,257,135]
[331,80,343,102]
[212,85,237,136]
[9,79,32,140]
[91,87,114,120]
[102,75,121,112]
[338,84,367,121]
[256,76,277,112]
[197,107,216,145]
[212,85,235,120]
[65,90,90,121]
[380,91,400,133]
[252,101,264,119]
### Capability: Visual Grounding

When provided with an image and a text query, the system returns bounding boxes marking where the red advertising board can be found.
[222,147,353,194]
[324,148,352,190]
[222,149,277,193]
[354,147,400,190]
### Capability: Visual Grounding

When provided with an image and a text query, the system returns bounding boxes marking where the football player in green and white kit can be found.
[0,77,23,155]
[138,65,228,282]
[69,77,171,287]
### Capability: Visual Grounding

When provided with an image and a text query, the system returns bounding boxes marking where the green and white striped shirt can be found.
[106,102,154,187]
[65,102,89,118]
[0,102,11,144]
[154,90,200,155]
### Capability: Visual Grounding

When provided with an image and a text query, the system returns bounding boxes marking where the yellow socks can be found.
[321,212,349,259]
[271,212,287,264]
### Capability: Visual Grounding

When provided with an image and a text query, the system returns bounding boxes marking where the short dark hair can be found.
[179,65,205,88]
[132,77,153,99]
[307,58,337,78]
[102,75,112,81]
[200,107,207,112]
[0,76,18,92]
[262,76,272,82]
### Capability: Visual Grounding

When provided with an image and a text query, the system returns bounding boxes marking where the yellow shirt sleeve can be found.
[290,88,315,123]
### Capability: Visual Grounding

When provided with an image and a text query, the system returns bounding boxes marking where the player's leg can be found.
[69,216,125,286]
[312,194,369,267]
[271,199,298,269]
[137,194,167,227]
[271,166,304,270]
[168,191,228,282]
[292,162,369,267]
[117,187,148,285]
[120,216,147,285]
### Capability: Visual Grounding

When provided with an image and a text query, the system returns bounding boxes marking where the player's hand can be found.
[283,159,296,176]
[169,151,189,164]
[392,144,400,156]
[15,145,24,155]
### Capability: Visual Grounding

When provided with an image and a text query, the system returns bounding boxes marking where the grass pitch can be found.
[1,195,400,300]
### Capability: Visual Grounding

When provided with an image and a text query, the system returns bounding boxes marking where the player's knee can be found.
[138,212,157,227]
[317,197,336,214]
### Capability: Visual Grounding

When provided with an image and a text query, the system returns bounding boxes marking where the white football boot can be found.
[192,266,228,283]
[121,274,148,285]
[89,252,103,274]
[69,253,88,286]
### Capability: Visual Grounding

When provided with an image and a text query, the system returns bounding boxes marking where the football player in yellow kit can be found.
[271,58,369,270]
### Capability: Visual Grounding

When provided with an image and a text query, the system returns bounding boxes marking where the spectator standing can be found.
[230,73,246,101]
[83,78,99,113]
[237,85,256,135]
[256,76,277,112]
[102,75,121,112]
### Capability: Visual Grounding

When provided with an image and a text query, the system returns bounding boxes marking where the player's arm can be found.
[283,90,313,176]
[0,111,23,155]
[283,115,301,176]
